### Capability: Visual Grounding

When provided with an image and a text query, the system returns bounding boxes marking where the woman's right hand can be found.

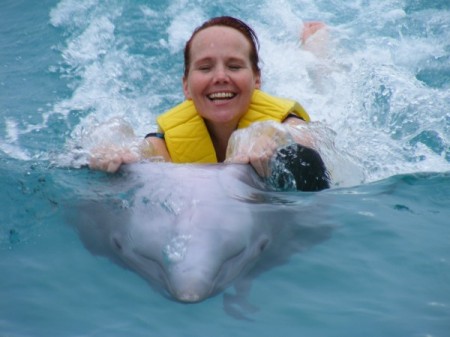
[89,145,141,173]
[83,118,157,173]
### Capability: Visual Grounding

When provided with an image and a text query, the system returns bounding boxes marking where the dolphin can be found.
[68,161,331,304]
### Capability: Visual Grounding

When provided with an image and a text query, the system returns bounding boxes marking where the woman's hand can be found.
[89,145,141,173]
[226,134,278,177]
[225,121,295,177]
[83,117,156,173]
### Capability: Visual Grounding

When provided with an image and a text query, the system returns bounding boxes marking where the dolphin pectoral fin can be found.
[222,278,259,320]
[223,292,259,321]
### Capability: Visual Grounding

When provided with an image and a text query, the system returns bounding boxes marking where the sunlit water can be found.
[1,0,449,336]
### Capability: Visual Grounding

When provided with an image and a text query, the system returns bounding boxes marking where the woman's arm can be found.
[145,136,172,162]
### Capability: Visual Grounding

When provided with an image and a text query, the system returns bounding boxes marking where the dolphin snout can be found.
[174,290,202,303]
[171,278,212,303]
[167,266,215,303]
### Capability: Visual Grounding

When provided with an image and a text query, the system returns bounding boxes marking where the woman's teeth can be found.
[208,92,236,100]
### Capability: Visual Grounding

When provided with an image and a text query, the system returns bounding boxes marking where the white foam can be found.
[0,142,31,161]
[165,9,206,53]
[0,119,30,160]
[5,119,20,143]
[63,16,116,65]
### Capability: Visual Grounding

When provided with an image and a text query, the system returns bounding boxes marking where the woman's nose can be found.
[212,65,229,83]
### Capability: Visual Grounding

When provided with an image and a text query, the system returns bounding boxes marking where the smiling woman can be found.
[181,24,261,159]
[88,16,330,191]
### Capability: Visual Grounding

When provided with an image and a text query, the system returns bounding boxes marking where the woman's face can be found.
[183,26,261,128]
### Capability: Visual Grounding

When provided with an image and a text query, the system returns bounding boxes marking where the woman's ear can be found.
[182,77,191,99]
[255,73,262,89]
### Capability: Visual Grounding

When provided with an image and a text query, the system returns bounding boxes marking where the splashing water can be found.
[1,0,448,185]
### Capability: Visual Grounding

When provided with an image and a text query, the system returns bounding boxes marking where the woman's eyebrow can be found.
[226,57,246,63]
[192,57,214,65]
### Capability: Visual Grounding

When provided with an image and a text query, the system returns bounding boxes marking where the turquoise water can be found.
[1,0,450,336]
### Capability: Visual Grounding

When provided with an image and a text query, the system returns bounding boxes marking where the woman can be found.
[90,16,329,190]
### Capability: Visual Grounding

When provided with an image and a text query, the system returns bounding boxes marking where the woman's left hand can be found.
[225,121,295,177]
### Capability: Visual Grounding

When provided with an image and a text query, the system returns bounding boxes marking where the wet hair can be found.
[183,16,261,78]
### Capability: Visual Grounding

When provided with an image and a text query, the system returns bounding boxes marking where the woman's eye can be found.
[198,65,211,71]
[229,65,242,70]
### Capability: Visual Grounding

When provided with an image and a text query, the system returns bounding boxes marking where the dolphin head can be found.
[111,201,271,303]
[70,163,331,304]
[72,163,278,303]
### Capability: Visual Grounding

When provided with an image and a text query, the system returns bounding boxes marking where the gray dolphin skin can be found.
[70,162,331,303]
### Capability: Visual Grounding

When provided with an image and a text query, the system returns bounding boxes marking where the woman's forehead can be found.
[190,26,252,56]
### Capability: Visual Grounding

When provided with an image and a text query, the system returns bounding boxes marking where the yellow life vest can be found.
[156,89,310,163]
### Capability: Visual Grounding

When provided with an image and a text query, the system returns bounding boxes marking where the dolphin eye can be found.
[259,238,270,253]
[112,237,123,251]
